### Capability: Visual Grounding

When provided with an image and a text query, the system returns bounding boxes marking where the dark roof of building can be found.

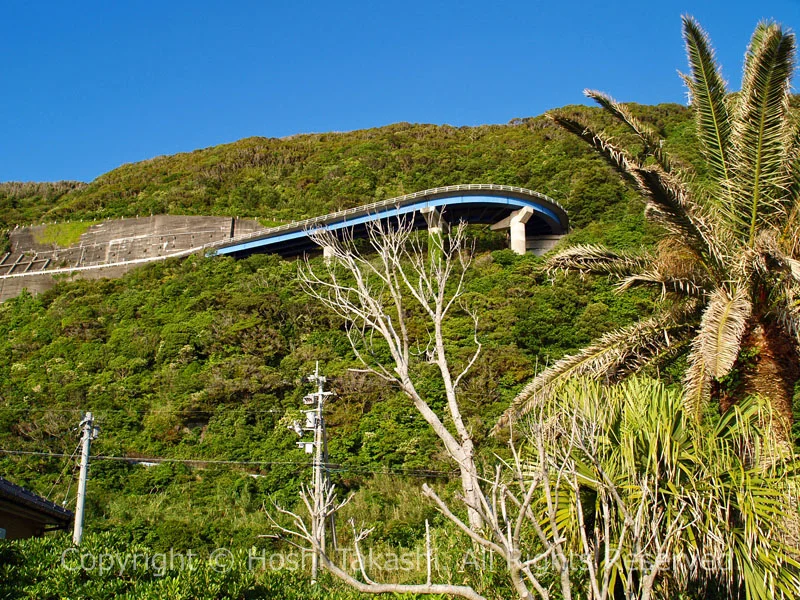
[0,476,73,525]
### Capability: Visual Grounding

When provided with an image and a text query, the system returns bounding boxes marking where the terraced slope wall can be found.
[0,216,263,301]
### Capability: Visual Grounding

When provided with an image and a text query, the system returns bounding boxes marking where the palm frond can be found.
[494,307,698,433]
[617,270,708,298]
[753,229,800,282]
[728,22,795,246]
[779,127,800,250]
[683,287,752,419]
[697,287,752,377]
[744,21,778,74]
[585,89,673,172]
[633,167,722,266]
[682,15,732,183]
[545,244,652,277]
[548,241,709,298]
[550,112,722,267]
[643,201,709,252]
[772,281,800,347]
[547,113,638,185]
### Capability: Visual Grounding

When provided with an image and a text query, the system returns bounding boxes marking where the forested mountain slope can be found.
[1,104,697,231]
[0,103,699,554]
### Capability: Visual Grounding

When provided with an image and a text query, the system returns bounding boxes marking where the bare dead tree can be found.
[290,223,703,598]
[268,486,487,600]
[267,390,695,600]
[299,216,485,530]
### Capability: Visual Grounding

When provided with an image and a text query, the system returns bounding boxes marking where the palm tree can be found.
[539,377,799,599]
[496,17,800,446]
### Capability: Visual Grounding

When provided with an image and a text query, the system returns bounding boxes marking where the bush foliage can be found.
[3,103,793,598]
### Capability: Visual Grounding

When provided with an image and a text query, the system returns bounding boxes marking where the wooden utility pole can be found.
[73,411,98,545]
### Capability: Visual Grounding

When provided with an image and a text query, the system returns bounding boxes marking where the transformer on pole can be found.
[290,362,335,583]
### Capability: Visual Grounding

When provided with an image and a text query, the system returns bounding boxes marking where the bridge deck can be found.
[215,184,568,258]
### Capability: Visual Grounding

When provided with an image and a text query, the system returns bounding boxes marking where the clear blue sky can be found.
[2,0,799,183]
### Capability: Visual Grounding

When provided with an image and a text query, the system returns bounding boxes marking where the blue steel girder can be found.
[215,184,568,258]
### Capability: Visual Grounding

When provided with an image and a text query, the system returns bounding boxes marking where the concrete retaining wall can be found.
[1,215,264,301]
[0,264,137,302]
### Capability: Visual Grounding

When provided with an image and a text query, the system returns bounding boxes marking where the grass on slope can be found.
[32,220,100,247]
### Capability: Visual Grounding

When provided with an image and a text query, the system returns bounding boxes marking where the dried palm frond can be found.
[618,240,713,297]
[655,237,706,274]
[633,167,718,263]
[774,282,800,345]
[494,307,698,433]
[545,244,652,277]
[683,287,752,419]
[617,271,708,298]
[752,229,800,284]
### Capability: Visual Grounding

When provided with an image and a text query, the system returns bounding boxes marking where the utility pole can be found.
[73,411,98,545]
[290,362,334,584]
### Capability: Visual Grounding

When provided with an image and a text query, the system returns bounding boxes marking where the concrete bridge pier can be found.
[420,207,450,260]
[490,206,533,255]
[420,207,450,236]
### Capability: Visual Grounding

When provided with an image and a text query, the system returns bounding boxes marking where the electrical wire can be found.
[0,448,458,478]
[44,440,82,501]
[0,407,286,414]
[0,390,503,415]
[0,449,310,466]
[61,465,76,508]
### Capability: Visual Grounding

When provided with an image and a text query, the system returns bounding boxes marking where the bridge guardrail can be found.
[217,183,566,247]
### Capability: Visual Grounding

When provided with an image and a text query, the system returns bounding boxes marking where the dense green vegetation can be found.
[1,101,797,598]
[0,104,700,232]
[0,248,654,549]
[0,533,377,599]
[0,182,87,230]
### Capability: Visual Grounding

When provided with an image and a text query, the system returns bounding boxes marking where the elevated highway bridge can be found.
[215,184,569,258]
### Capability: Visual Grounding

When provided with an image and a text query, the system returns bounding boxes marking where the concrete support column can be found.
[509,207,533,255]
[490,206,534,255]
[420,207,449,260]
[419,207,450,236]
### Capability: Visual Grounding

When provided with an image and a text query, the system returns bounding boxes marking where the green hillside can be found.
[0,104,698,230]
[0,104,737,598]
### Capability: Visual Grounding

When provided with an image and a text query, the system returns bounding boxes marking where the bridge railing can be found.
[217,183,566,248]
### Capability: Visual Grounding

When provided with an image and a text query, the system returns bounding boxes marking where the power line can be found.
[0,449,310,466]
[0,407,286,414]
[0,448,458,478]
[44,439,81,501]
[0,391,508,415]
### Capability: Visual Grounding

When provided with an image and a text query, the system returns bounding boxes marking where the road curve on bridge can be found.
[215,184,569,258]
